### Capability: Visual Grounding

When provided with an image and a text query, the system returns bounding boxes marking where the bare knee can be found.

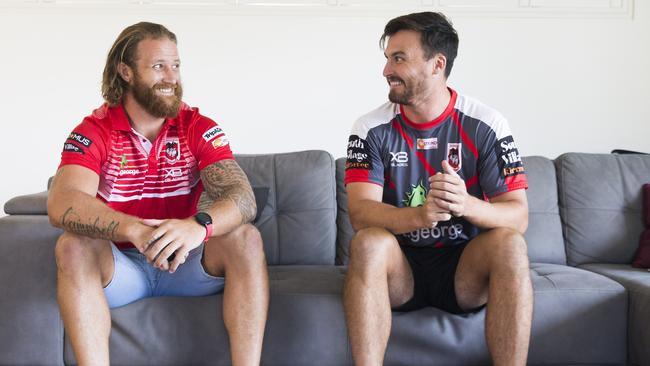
[487,228,529,274]
[221,224,265,266]
[349,227,395,270]
[55,233,104,276]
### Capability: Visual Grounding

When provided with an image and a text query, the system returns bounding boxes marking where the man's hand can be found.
[140,218,206,273]
[419,191,452,228]
[126,220,159,253]
[429,160,472,217]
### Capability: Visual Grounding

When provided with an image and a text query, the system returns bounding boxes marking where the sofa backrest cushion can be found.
[5,151,337,265]
[556,152,650,265]
[237,151,337,265]
[522,156,566,264]
[335,156,566,265]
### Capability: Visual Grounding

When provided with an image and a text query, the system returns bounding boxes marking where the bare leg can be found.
[343,227,414,366]
[455,228,533,366]
[55,232,114,366]
[203,224,269,366]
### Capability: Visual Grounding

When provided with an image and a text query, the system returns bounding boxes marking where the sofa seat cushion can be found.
[580,263,650,366]
[64,265,351,366]
[384,263,627,365]
[63,264,627,365]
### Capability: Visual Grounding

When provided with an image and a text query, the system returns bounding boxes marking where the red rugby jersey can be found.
[59,103,234,249]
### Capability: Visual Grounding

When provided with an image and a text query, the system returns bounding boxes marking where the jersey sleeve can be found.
[187,112,234,170]
[344,121,384,187]
[477,117,528,198]
[58,118,107,175]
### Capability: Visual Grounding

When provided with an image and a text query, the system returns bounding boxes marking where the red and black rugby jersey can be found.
[59,103,234,249]
[345,88,527,248]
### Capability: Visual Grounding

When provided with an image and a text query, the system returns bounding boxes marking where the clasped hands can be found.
[420,160,471,228]
[130,218,206,273]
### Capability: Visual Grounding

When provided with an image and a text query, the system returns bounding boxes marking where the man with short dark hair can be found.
[48,22,268,366]
[344,12,533,365]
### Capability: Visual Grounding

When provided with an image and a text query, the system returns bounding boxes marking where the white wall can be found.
[1,1,649,212]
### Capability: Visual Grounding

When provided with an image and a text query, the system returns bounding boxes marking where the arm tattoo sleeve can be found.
[200,160,256,224]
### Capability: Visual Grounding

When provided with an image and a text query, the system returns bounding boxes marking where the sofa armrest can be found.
[4,191,48,215]
[0,215,64,365]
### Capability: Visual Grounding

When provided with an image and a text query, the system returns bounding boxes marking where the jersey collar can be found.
[399,87,457,130]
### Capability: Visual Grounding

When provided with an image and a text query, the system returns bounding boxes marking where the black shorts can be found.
[393,243,473,315]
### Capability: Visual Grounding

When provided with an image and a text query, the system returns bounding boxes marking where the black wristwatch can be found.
[194,212,213,242]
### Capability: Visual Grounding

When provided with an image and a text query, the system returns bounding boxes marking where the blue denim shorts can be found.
[103,243,225,308]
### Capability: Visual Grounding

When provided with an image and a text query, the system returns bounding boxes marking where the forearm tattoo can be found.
[200,160,256,224]
[60,207,120,240]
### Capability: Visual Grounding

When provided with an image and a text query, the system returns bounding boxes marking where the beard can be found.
[131,72,183,118]
[387,76,426,106]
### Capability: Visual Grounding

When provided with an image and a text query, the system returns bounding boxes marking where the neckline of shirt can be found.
[398,87,457,131]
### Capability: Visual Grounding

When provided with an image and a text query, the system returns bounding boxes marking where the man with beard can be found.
[48,22,268,366]
[343,12,532,365]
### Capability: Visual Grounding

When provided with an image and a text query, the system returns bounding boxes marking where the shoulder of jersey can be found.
[351,102,399,138]
[90,104,110,121]
[454,93,511,138]
[83,104,113,133]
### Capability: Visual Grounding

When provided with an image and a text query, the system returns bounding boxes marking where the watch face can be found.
[195,212,213,226]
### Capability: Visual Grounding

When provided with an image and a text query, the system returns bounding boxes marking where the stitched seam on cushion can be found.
[328,152,337,263]
[273,154,280,264]
[559,156,572,264]
[564,207,641,213]
[276,207,337,215]
[537,273,559,289]
[534,289,624,293]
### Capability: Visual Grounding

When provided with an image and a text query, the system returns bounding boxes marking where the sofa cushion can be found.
[556,153,650,265]
[335,156,566,265]
[3,191,48,215]
[521,156,566,264]
[62,263,627,366]
[236,151,337,265]
[0,215,63,365]
[6,151,336,265]
[65,266,351,366]
[580,263,650,366]
[386,263,627,365]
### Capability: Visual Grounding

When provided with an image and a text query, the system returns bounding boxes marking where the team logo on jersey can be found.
[165,139,180,163]
[202,126,223,142]
[67,132,92,147]
[446,143,462,172]
[416,138,438,150]
[120,154,128,169]
[390,151,408,167]
[63,142,84,154]
[403,181,427,207]
[346,135,372,170]
[496,136,524,177]
[212,137,229,149]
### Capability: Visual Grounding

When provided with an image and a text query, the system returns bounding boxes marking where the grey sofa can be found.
[0,150,648,366]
